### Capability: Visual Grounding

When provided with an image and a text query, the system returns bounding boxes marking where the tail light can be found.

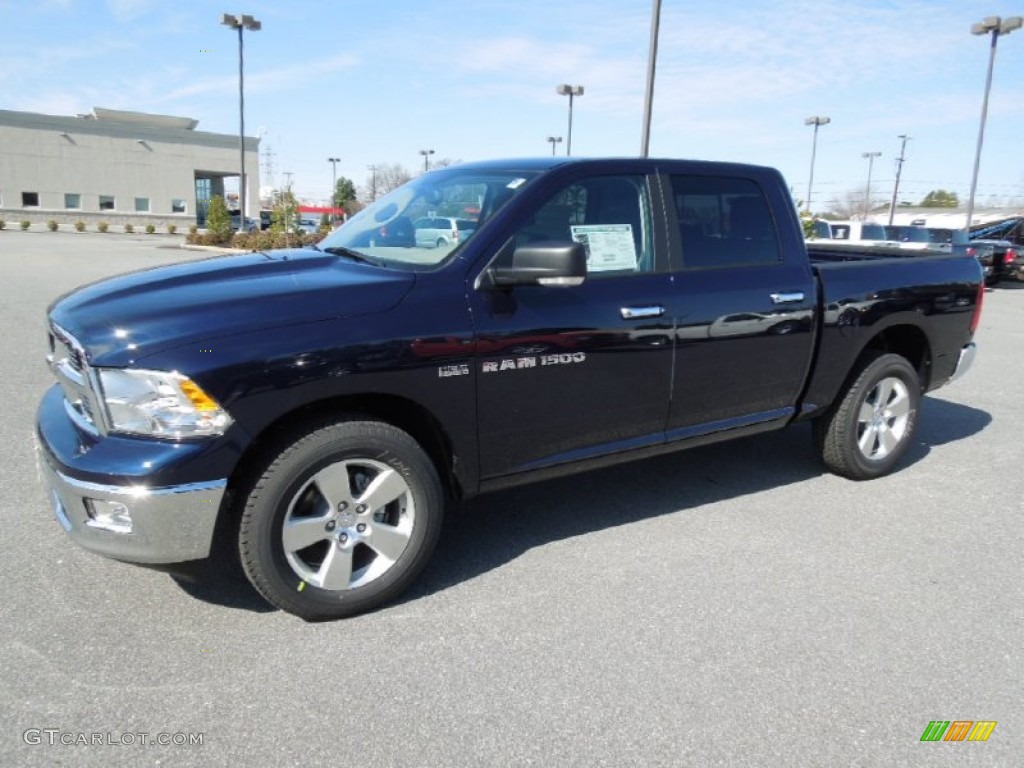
[1004,248,1017,264]
[966,246,976,258]
[970,281,984,335]
[453,229,459,243]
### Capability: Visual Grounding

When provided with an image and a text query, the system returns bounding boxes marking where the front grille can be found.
[47,322,101,433]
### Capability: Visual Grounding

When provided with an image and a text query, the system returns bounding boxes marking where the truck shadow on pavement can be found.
[167,395,990,614]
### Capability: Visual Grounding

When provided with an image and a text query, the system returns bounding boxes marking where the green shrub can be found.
[20,220,31,230]
[205,195,232,242]
[124,223,134,234]
[47,219,59,231]
[97,221,109,233]
[188,224,198,235]
[145,223,155,234]
[74,220,86,232]
[167,223,177,234]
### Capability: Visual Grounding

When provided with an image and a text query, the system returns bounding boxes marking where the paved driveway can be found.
[1,231,1020,766]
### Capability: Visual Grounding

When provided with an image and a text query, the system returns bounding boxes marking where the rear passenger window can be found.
[671,176,781,268]
[513,175,654,277]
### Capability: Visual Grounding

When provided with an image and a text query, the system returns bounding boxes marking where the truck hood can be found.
[48,249,416,367]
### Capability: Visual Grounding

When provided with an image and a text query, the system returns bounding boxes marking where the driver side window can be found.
[513,175,654,278]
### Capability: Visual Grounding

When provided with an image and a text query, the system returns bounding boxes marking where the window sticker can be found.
[570,224,637,272]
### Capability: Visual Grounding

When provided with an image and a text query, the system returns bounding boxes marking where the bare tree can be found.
[826,188,872,220]
[363,163,412,201]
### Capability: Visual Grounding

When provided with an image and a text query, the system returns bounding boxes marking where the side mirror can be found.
[484,241,587,289]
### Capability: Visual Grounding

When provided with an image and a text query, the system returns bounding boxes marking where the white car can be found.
[413,217,477,248]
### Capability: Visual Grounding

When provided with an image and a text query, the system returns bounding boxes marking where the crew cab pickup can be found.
[36,158,983,620]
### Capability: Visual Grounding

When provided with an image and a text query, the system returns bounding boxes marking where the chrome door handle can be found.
[620,305,665,320]
[770,292,805,304]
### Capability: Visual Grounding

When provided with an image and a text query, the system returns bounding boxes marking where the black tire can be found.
[238,420,444,620]
[814,352,921,480]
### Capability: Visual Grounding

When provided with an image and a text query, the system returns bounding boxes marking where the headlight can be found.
[97,369,233,438]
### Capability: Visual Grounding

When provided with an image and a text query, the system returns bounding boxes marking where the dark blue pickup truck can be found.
[36,158,983,620]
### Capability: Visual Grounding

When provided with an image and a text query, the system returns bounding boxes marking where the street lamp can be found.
[367,164,379,201]
[556,84,584,155]
[546,136,563,156]
[327,156,339,221]
[966,15,1022,229]
[220,12,261,232]
[888,135,910,226]
[862,151,881,219]
[803,116,830,214]
[419,149,435,173]
[640,0,663,157]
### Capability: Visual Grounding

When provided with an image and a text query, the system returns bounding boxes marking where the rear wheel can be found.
[436,237,447,248]
[815,352,920,480]
[238,420,444,620]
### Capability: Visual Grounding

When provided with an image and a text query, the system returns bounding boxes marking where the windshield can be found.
[318,168,539,269]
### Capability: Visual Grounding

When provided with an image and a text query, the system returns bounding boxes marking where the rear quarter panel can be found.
[801,253,982,415]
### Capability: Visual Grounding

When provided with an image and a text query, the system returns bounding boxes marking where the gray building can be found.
[0,107,258,229]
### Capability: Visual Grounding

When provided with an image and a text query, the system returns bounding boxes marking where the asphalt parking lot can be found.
[1,230,1021,766]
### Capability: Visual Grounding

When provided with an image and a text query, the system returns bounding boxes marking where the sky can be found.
[2,0,1023,212]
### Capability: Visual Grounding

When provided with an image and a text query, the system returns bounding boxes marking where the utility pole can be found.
[862,151,882,219]
[367,165,379,201]
[888,135,910,226]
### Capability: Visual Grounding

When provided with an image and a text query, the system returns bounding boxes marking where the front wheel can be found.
[238,420,444,620]
[814,352,921,480]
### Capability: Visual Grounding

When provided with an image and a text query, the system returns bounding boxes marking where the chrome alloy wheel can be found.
[282,459,415,591]
[856,376,912,461]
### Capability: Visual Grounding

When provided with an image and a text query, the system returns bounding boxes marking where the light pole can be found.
[419,149,434,173]
[888,135,910,226]
[220,13,261,232]
[367,164,379,201]
[367,165,379,201]
[546,136,563,156]
[862,151,881,219]
[803,116,830,214]
[640,0,663,157]
[966,15,1022,229]
[327,156,339,221]
[556,84,584,155]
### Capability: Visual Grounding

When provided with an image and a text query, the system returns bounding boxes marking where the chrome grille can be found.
[47,322,101,433]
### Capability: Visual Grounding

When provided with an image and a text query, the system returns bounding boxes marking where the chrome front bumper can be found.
[38,448,226,564]
[947,342,977,385]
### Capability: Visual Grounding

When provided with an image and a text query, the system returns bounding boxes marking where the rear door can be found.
[469,168,675,478]
[661,170,817,438]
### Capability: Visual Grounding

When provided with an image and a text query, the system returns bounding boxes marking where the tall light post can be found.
[220,13,261,232]
[966,15,1022,229]
[546,136,563,156]
[419,149,434,173]
[556,84,584,155]
[327,156,339,221]
[640,0,663,157]
[803,116,830,214]
[888,135,910,226]
[367,164,379,201]
[862,151,881,219]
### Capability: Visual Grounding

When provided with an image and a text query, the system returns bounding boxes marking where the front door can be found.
[470,172,675,479]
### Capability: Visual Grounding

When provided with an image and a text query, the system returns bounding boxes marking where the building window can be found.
[99,195,115,211]
[22,192,40,207]
[134,197,150,213]
[64,193,82,209]
[171,198,186,214]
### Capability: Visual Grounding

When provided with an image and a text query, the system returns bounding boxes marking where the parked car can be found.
[813,220,893,245]
[969,239,1020,285]
[889,225,969,255]
[259,211,272,231]
[229,213,258,233]
[36,157,983,621]
[413,217,478,248]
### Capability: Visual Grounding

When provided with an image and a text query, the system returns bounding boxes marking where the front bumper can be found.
[37,448,226,564]
[36,384,232,565]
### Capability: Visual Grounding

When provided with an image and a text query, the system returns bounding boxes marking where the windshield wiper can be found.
[322,246,386,267]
